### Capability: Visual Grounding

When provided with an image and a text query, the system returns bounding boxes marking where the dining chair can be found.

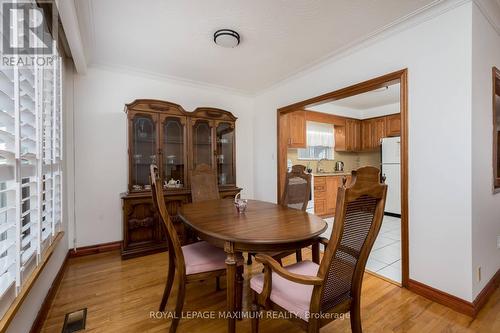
[189,163,223,290]
[190,163,220,202]
[150,164,228,333]
[189,163,245,301]
[250,166,387,333]
[247,165,312,265]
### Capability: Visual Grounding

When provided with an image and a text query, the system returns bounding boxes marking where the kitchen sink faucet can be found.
[316,158,329,173]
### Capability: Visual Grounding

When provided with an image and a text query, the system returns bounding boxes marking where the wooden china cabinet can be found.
[120,99,241,259]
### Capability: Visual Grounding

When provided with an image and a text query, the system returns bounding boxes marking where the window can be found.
[298,121,334,160]
[0,6,63,315]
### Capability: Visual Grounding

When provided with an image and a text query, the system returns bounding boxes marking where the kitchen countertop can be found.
[312,171,351,177]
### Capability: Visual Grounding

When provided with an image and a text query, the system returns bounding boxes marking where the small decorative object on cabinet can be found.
[121,99,241,259]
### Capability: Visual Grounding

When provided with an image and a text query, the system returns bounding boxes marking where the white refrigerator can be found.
[381,137,401,215]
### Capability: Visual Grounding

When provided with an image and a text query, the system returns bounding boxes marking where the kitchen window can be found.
[298,121,334,160]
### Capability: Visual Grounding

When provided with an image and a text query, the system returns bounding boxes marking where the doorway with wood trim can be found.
[276,69,409,287]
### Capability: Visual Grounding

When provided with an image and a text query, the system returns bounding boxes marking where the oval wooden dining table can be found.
[178,199,327,333]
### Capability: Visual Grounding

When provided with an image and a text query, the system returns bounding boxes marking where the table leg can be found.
[312,241,320,264]
[236,254,244,315]
[225,242,237,333]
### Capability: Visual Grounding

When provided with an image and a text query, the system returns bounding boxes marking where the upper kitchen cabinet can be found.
[385,113,401,137]
[371,117,386,148]
[287,110,306,148]
[335,119,361,152]
[334,126,346,151]
[361,119,373,151]
[346,119,361,151]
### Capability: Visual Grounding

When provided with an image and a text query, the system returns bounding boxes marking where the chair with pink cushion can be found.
[150,164,229,333]
[250,166,387,333]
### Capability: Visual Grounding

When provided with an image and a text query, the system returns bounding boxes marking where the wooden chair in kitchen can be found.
[250,166,387,333]
[150,164,229,333]
[247,165,312,265]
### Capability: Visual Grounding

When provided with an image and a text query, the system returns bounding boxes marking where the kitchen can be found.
[284,83,403,283]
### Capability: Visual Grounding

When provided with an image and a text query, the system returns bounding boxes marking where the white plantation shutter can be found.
[0,66,16,296]
[41,64,54,247]
[0,1,64,314]
[19,66,38,276]
[52,58,62,234]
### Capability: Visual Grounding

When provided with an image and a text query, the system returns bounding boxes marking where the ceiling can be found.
[75,0,437,93]
[308,83,400,118]
[326,83,400,109]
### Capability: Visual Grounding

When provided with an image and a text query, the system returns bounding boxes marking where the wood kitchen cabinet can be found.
[325,176,339,215]
[313,177,326,216]
[288,111,306,148]
[346,119,361,151]
[359,114,399,151]
[385,113,401,137]
[334,126,346,151]
[371,117,386,148]
[361,120,373,151]
[314,175,352,217]
[335,119,361,152]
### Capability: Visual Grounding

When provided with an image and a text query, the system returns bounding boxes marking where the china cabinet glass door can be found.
[162,116,185,188]
[216,122,235,186]
[131,114,157,190]
[191,119,213,169]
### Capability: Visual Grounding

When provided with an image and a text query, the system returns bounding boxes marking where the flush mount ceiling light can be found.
[214,29,240,48]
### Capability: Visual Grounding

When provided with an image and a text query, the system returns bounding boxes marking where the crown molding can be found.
[75,0,474,95]
[473,0,500,35]
[255,0,471,96]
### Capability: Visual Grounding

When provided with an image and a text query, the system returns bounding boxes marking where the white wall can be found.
[5,57,74,333]
[253,2,474,300]
[471,2,500,299]
[71,66,254,247]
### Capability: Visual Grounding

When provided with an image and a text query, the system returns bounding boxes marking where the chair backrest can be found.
[281,165,312,211]
[150,164,186,274]
[190,163,220,203]
[314,166,387,312]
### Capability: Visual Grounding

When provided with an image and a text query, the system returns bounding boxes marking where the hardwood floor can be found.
[41,249,499,333]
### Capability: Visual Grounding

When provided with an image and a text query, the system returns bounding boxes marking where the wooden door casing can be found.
[277,69,409,287]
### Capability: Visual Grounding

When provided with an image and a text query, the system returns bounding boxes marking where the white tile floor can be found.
[322,215,402,283]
